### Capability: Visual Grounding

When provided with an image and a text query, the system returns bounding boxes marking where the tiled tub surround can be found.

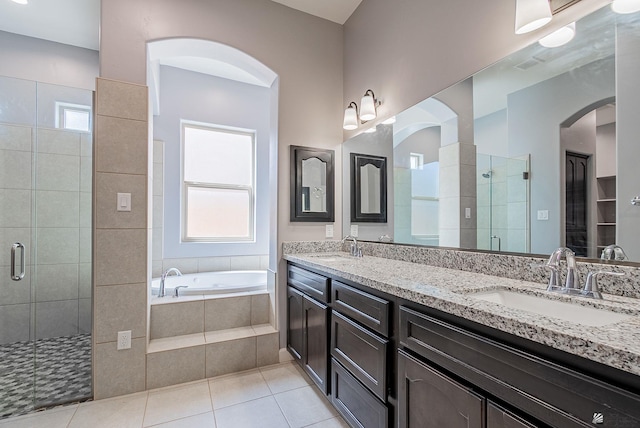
[146,291,279,389]
[283,246,640,377]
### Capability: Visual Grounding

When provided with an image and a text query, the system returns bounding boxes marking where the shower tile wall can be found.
[0,124,91,344]
[151,140,267,278]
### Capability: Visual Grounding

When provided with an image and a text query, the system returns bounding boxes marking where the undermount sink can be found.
[309,254,355,262]
[468,289,633,327]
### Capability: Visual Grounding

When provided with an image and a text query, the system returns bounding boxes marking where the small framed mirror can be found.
[290,145,335,222]
[351,153,387,223]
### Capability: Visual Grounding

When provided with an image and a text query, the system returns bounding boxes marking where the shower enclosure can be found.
[0,76,93,419]
[476,153,530,253]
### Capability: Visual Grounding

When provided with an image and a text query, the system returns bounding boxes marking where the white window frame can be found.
[181,121,256,243]
[54,102,92,132]
[410,152,424,170]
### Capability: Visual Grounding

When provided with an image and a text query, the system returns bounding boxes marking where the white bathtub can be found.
[151,270,267,296]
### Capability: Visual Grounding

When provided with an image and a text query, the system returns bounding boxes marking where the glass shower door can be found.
[0,76,93,419]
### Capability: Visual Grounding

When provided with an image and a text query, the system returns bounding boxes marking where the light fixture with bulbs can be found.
[343,89,382,130]
[514,0,552,34]
[539,21,576,47]
[611,0,640,14]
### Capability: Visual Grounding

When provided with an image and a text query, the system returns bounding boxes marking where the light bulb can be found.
[612,0,640,14]
[515,0,552,35]
[539,22,576,48]
[360,92,377,121]
[343,105,358,130]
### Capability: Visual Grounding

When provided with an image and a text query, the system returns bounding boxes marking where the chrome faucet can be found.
[342,235,363,257]
[582,270,624,299]
[533,247,580,292]
[159,268,182,298]
[173,285,189,298]
[600,245,628,261]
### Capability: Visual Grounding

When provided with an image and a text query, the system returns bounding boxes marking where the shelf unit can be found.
[596,175,616,254]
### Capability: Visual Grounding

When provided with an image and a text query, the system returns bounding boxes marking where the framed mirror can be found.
[351,153,387,223]
[290,145,335,222]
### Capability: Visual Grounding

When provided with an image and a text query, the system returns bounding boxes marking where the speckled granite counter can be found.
[284,251,640,377]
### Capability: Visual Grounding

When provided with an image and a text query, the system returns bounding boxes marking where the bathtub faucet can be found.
[159,268,182,298]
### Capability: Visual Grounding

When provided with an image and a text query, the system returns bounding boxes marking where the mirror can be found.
[343,4,640,263]
[291,145,335,222]
[351,153,387,222]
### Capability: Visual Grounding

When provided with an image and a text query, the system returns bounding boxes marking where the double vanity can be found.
[283,243,640,427]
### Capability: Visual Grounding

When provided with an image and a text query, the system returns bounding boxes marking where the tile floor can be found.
[0,362,349,428]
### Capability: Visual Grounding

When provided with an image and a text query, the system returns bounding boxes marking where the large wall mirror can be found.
[291,145,335,222]
[343,4,640,263]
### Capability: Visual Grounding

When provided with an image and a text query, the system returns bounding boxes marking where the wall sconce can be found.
[612,0,640,14]
[343,102,359,130]
[539,21,576,47]
[343,89,382,130]
[515,0,552,34]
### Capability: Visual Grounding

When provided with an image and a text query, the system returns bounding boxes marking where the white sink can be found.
[468,289,633,327]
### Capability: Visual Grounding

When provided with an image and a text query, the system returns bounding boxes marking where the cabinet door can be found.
[304,295,329,394]
[287,286,304,361]
[487,402,539,428]
[398,350,484,428]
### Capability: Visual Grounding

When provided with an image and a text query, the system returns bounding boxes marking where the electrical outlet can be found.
[117,330,131,350]
[325,224,334,238]
[537,210,549,221]
[350,224,359,237]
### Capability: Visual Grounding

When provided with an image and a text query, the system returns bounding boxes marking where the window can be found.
[410,153,424,170]
[182,122,255,242]
[55,102,91,132]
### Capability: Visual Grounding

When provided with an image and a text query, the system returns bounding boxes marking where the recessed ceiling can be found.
[0,0,99,50]
[269,0,362,24]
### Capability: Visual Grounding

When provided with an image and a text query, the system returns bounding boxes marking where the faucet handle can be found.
[173,285,189,298]
[582,271,624,299]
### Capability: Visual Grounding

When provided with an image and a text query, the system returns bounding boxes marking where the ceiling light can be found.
[343,102,359,130]
[611,0,640,14]
[539,22,576,47]
[382,116,396,125]
[360,89,380,121]
[515,0,552,34]
[11,0,28,4]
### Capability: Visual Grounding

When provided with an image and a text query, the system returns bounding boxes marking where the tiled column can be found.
[93,78,149,399]
[438,142,477,249]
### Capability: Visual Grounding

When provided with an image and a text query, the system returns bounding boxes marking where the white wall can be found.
[0,30,98,90]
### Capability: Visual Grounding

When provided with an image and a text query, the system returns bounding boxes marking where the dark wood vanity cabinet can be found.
[286,265,329,394]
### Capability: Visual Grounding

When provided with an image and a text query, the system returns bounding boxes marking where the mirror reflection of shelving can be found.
[596,175,616,254]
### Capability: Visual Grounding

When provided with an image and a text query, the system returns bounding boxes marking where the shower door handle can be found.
[10,242,25,281]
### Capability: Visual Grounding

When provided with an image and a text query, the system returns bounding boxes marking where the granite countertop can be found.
[284,251,640,376]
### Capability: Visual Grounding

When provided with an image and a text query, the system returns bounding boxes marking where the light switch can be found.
[465,207,471,219]
[117,193,131,212]
[350,225,359,237]
[537,210,549,221]
[325,225,334,238]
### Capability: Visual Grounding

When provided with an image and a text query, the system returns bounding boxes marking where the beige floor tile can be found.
[0,405,77,428]
[305,416,350,428]
[148,411,216,427]
[260,362,312,394]
[68,392,148,428]
[144,381,213,427]
[275,385,338,428]
[214,396,288,428]
[209,369,272,410]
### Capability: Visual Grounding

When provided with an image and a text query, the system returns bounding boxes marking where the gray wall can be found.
[343,0,610,136]
[507,57,615,254]
[0,30,98,90]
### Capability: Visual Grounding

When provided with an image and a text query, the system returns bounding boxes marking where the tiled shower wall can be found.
[0,123,91,345]
[151,140,268,278]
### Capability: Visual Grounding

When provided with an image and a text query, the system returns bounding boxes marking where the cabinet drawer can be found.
[287,264,330,303]
[332,280,390,336]
[399,306,640,428]
[331,359,388,428]
[331,310,388,401]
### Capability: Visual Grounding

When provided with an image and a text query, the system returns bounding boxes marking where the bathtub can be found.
[151,270,267,296]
